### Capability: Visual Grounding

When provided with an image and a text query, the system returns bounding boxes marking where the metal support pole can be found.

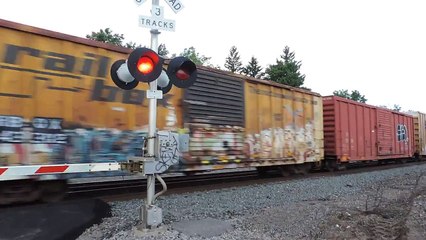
[141,0,161,230]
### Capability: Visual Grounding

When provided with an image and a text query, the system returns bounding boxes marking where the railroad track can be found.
[65,160,426,202]
[65,170,260,200]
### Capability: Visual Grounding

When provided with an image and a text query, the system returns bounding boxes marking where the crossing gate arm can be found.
[0,162,122,181]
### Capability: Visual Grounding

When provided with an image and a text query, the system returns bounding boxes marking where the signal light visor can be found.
[110,59,139,90]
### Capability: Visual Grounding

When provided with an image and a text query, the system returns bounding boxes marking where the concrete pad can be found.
[172,218,233,238]
[0,199,111,240]
[133,225,167,238]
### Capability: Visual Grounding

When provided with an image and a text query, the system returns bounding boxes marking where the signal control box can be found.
[122,131,189,175]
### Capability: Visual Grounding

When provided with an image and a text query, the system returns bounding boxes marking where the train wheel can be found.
[256,167,268,177]
[184,170,203,176]
[279,166,293,177]
[336,163,347,171]
[414,153,420,162]
[39,180,68,203]
[184,171,196,176]
[325,159,337,172]
[294,163,311,175]
[397,158,408,164]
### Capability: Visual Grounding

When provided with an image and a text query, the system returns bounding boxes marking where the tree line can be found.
[86,28,401,111]
[86,28,307,88]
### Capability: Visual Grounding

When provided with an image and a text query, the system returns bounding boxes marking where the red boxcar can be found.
[323,96,415,168]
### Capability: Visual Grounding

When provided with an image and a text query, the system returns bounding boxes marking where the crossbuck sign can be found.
[164,0,184,14]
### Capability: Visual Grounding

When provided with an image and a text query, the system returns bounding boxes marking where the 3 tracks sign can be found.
[136,0,184,32]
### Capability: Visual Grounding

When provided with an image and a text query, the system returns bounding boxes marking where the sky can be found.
[2,0,426,113]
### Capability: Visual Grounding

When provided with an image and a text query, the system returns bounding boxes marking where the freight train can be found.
[0,19,425,204]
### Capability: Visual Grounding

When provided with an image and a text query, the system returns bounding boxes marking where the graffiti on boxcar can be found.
[0,127,143,166]
[187,125,245,164]
[0,115,24,143]
[0,115,67,145]
[245,122,319,162]
[0,95,180,168]
[0,115,143,178]
[397,124,408,142]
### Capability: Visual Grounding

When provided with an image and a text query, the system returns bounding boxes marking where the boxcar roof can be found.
[0,18,131,54]
[323,95,414,117]
[193,63,322,97]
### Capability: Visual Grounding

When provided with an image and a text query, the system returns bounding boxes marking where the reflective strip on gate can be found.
[35,166,69,174]
[0,163,122,181]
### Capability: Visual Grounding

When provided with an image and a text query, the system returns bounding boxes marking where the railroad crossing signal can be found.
[110,47,197,92]
[110,47,164,90]
[129,0,190,232]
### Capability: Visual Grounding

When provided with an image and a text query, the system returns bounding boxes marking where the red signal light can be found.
[166,56,197,88]
[176,69,190,80]
[125,47,163,83]
[137,56,154,74]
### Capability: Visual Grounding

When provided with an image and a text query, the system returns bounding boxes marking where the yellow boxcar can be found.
[0,19,184,168]
[244,78,324,169]
[0,18,325,176]
[181,67,324,173]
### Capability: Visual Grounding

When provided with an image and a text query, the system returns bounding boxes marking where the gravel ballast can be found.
[77,163,426,240]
